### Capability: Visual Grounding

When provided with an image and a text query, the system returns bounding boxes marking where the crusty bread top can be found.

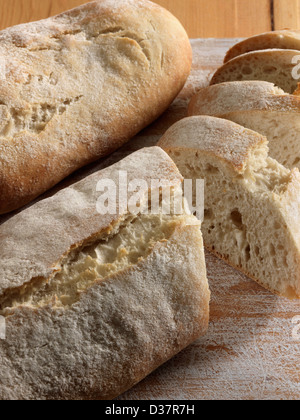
[225,30,300,62]
[210,49,300,94]
[0,0,192,214]
[0,147,183,296]
[158,116,268,173]
[188,81,300,116]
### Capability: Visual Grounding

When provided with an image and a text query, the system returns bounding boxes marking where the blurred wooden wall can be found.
[0,0,299,38]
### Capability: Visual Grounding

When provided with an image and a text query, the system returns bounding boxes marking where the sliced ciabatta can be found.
[188,81,300,170]
[158,116,300,299]
[225,30,300,62]
[210,49,300,94]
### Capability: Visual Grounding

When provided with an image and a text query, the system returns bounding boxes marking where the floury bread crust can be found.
[224,30,300,62]
[0,0,192,215]
[0,147,210,400]
[188,81,300,170]
[210,49,300,94]
[158,116,300,299]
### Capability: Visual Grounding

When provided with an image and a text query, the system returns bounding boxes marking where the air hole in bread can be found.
[204,208,213,219]
[274,221,281,230]
[269,243,276,257]
[263,66,277,74]
[242,66,253,75]
[245,244,251,262]
[230,209,243,229]
[206,164,219,174]
[293,157,300,166]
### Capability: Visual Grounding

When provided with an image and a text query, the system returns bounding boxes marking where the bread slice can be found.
[158,116,300,299]
[188,81,300,170]
[225,30,300,62]
[0,147,209,400]
[0,0,192,215]
[210,49,300,94]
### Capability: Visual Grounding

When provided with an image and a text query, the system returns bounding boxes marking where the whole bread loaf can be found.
[0,0,192,215]
[0,146,209,400]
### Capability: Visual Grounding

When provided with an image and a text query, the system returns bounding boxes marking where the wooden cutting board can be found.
[1,38,300,400]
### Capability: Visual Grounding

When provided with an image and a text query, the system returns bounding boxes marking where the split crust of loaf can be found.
[0,147,209,400]
[210,49,300,94]
[224,30,300,62]
[188,81,300,170]
[0,0,192,215]
[158,116,300,299]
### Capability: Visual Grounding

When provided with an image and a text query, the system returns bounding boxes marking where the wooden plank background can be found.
[274,0,300,30]
[0,0,300,38]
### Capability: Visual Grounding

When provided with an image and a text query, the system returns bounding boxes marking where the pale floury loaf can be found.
[188,81,300,170]
[0,147,210,400]
[158,116,300,299]
[0,0,192,214]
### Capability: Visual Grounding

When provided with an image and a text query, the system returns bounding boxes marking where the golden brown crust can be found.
[0,0,192,215]
[224,30,300,63]
[158,116,268,174]
[188,81,300,117]
[210,49,300,94]
[187,81,300,171]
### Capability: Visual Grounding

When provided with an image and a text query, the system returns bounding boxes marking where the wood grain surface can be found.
[1,38,299,400]
[274,0,300,29]
[1,0,300,37]
[154,0,272,38]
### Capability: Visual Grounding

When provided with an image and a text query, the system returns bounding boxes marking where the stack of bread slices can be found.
[160,30,300,301]
[211,30,300,93]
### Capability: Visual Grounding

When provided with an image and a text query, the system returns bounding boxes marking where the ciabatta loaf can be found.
[210,49,299,94]
[188,81,300,170]
[158,116,300,299]
[0,147,209,400]
[0,0,192,215]
[225,30,300,62]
